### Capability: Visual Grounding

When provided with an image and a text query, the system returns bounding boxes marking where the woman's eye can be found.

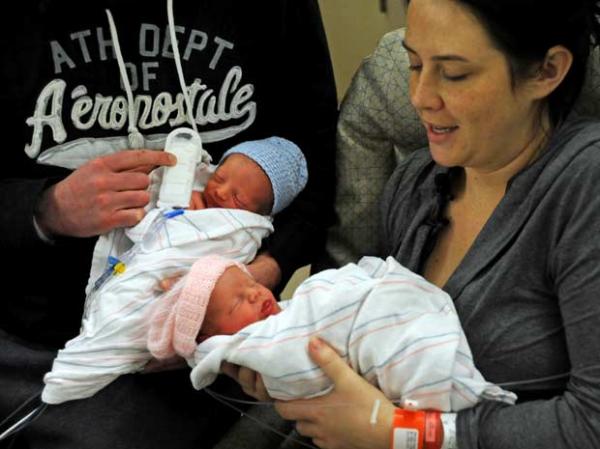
[442,72,468,81]
[408,64,422,72]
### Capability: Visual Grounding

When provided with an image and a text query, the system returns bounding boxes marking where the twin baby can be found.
[43,136,516,411]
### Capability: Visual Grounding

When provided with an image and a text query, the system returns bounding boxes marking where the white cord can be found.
[105,9,144,148]
[0,409,37,441]
[167,0,198,134]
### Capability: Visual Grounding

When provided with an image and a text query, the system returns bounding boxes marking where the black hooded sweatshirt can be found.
[0,0,338,347]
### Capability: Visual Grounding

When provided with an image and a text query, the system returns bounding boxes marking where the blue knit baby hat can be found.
[221,137,308,215]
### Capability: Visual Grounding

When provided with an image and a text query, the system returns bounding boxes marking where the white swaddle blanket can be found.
[42,207,272,405]
[190,256,516,411]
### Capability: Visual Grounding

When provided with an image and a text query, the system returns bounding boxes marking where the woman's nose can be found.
[410,71,443,111]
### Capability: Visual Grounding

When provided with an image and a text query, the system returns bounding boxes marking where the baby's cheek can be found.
[233,312,262,333]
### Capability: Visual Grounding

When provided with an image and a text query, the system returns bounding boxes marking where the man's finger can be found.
[125,164,161,174]
[109,208,146,229]
[103,150,176,172]
[111,171,151,191]
[109,190,151,211]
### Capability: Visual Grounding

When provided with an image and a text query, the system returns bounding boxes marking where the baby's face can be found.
[198,266,281,339]
[203,154,273,214]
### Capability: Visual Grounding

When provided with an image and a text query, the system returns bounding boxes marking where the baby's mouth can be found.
[261,298,280,317]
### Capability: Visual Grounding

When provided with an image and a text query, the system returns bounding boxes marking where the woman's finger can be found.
[311,438,328,449]
[307,337,357,387]
[275,398,322,421]
[238,367,272,401]
[295,420,323,439]
[220,362,241,381]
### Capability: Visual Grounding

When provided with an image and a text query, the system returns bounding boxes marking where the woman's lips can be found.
[425,122,459,145]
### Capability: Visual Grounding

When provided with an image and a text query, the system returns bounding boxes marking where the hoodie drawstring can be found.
[105,0,199,149]
[166,0,199,135]
[105,9,144,149]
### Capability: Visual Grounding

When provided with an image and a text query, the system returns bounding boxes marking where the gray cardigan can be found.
[381,116,600,449]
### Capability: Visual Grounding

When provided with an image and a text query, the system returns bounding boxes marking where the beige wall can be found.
[280,1,406,299]
[318,0,406,99]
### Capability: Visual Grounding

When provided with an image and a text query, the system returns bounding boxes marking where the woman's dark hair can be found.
[407,0,600,126]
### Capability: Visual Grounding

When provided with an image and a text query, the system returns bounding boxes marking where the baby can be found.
[186,136,297,215]
[87,135,306,293]
[42,136,307,405]
[147,255,283,359]
[148,255,517,412]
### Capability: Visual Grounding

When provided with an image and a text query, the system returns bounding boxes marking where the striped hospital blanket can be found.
[190,256,516,411]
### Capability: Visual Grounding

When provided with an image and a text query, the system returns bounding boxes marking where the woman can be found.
[227,1,600,448]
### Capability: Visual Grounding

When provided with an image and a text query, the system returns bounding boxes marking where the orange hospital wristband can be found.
[390,408,443,449]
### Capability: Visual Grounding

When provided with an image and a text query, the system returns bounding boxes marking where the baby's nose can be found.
[214,184,229,200]
[246,287,261,304]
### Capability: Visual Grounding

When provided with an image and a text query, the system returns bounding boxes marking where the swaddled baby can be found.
[148,255,517,412]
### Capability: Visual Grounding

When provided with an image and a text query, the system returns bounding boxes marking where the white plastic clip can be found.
[158,127,205,209]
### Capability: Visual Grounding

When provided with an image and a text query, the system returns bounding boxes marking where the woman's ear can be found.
[529,45,573,99]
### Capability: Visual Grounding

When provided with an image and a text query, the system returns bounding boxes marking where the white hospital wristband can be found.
[440,413,457,449]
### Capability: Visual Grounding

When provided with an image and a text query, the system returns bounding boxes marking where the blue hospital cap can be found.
[221,137,308,215]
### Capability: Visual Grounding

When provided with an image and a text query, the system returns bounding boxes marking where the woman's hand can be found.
[221,362,273,402]
[275,337,395,449]
[246,252,282,290]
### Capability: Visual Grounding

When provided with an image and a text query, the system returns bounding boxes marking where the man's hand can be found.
[36,150,176,237]
[246,252,282,290]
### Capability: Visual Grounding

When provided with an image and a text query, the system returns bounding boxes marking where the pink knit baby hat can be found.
[147,255,246,359]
